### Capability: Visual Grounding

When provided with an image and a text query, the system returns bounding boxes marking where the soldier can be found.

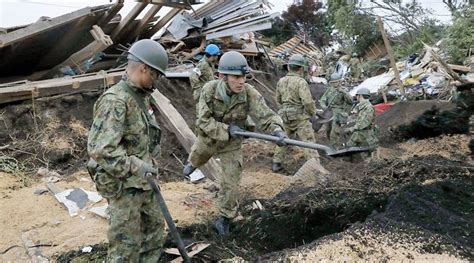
[182,51,287,235]
[189,44,220,102]
[349,52,363,80]
[272,54,320,172]
[345,87,379,151]
[87,39,167,262]
[319,65,353,149]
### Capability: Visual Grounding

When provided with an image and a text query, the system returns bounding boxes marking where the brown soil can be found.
[375,100,456,144]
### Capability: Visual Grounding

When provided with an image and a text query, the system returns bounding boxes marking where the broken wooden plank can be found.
[447,63,471,73]
[137,0,193,9]
[98,0,125,27]
[133,4,163,38]
[152,90,221,182]
[165,242,210,263]
[377,16,405,96]
[424,43,467,84]
[41,25,113,79]
[0,6,99,48]
[144,8,182,38]
[110,2,148,40]
[0,70,124,105]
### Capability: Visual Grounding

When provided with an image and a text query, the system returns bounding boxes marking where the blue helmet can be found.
[205,44,220,56]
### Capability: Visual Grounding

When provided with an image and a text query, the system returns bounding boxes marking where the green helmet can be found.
[218,51,250,75]
[128,39,168,74]
[356,87,370,96]
[287,54,306,67]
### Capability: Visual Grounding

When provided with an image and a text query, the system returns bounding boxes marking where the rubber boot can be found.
[214,217,230,236]
[272,162,283,172]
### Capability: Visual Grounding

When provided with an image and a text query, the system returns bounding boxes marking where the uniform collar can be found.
[287,72,302,77]
[214,79,247,106]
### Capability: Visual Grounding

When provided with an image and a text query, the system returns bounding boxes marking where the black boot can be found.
[272,162,283,172]
[214,217,230,236]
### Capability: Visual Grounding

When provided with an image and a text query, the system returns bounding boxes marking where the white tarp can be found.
[350,71,395,96]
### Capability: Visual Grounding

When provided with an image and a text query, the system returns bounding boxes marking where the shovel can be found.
[145,174,191,263]
[232,130,371,157]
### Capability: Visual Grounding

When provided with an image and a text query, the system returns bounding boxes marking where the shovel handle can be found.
[146,174,191,263]
[233,130,336,155]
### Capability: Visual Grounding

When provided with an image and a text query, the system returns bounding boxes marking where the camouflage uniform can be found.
[189,56,215,102]
[349,57,362,80]
[320,83,353,149]
[347,100,379,148]
[273,72,320,164]
[87,78,164,262]
[189,79,283,218]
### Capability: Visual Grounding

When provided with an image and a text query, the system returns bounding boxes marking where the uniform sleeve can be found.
[195,84,230,141]
[319,87,329,109]
[189,70,201,91]
[354,104,375,131]
[248,87,284,133]
[275,80,282,106]
[298,80,316,116]
[87,95,143,179]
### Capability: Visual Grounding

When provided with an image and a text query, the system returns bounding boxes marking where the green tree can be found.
[333,4,382,55]
[446,6,474,64]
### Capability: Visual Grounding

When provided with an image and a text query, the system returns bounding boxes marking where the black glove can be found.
[272,129,288,146]
[183,163,196,180]
[137,161,158,178]
[228,124,244,138]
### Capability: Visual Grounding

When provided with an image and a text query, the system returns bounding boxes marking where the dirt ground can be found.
[1,74,473,262]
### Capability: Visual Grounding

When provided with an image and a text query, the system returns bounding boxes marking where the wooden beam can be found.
[132,4,163,38]
[376,16,405,96]
[137,0,192,10]
[110,2,148,41]
[98,0,124,27]
[151,90,221,182]
[424,44,467,84]
[0,7,94,48]
[41,25,113,79]
[0,70,124,105]
[144,8,181,38]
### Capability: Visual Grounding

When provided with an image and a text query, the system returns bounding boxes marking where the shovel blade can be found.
[327,147,373,157]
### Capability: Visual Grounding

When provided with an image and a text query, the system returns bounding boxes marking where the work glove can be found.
[137,161,158,178]
[309,115,318,124]
[183,162,196,180]
[228,124,244,138]
[272,129,288,146]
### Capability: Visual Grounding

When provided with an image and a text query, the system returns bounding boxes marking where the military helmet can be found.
[204,44,220,56]
[128,39,168,74]
[356,87,371,96]
[218,51,251,75]
[287,54,306,67]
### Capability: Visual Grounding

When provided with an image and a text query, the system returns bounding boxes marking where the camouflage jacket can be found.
[319,83,352,114]
[196,79,283,151]
[189,56,215,101]
[348,100,378,148]
[88,79,161,190]
[276,72,316,123]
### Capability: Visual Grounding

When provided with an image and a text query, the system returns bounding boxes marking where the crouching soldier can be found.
[183,51,287,235]
[345,87,379,159]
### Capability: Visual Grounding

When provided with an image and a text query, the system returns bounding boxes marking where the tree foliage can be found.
[446,6,474,63]
[281,0,331,46]
[333,4,382,55]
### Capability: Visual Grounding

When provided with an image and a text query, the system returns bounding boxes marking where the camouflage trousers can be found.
[329,111,348,149]
[189,136,243,219]
[273,120,320,163]
[107,188,165,263]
